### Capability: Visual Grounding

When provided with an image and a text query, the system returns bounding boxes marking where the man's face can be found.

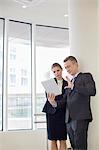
[64,60,78,76]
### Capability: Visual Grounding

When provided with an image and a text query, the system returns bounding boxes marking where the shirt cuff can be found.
[50,101,57,107]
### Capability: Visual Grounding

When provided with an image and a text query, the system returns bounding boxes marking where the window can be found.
[21,69,28,86]
[0,18,4,130]
[21,77,28,86]
[35,25,70,129]
[7,20,32,130]
[10,74,16,85]
[0,19,70,131]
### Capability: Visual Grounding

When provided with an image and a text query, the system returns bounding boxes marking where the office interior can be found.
[0,0,99,150]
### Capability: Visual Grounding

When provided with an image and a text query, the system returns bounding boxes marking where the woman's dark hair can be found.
[51,63,62,70]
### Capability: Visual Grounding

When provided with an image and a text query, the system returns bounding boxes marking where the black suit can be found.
[57,72,96,150]
[66,72,96,121]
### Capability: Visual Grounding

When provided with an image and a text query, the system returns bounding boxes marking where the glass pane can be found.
[0,18,4,130]
[0,19,4,130]
[7,21,32,130]
[35,25,70,129]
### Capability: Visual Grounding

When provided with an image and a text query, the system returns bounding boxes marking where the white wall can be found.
[68,0,99,149]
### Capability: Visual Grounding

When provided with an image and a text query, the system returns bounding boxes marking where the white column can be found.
[68,0,97,72]
[68,0,99,150]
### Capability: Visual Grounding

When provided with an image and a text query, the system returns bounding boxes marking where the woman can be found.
[42,63,68,150]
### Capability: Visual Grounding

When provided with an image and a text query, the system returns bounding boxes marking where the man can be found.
[48,56,96,150]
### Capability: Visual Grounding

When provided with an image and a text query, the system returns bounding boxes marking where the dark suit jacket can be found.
[57,72,96,122]
[42,78,68,114]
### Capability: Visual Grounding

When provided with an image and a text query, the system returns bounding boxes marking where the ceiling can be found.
[0,0,68,28]
[0,0,69,48]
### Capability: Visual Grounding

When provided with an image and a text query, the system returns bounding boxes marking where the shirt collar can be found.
[72,72,80,79]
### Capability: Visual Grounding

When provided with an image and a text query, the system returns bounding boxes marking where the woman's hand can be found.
[47,93,57,107]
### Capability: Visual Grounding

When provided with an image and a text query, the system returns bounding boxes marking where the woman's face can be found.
[52,66,62,80]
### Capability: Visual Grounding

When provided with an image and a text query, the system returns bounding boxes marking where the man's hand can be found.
[65,76,74,89]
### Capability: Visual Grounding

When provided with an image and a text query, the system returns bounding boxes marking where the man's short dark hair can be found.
[63,56,78,63]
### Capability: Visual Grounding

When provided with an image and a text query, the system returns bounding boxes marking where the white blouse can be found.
[57,79,63,93]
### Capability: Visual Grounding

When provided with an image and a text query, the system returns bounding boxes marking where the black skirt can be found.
[46,109,67,140]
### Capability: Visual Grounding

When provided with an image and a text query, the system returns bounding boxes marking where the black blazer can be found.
[42,78,68,114]
[57,72,96,122]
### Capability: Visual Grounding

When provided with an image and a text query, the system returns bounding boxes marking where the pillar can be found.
[68,0,99,149]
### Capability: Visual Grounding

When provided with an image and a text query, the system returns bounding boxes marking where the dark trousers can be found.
[67,120,89,150]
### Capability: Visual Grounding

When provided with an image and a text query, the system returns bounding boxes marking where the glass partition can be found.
[35,25,70,129]
[0,18,4,130]
[7,21,32,130]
